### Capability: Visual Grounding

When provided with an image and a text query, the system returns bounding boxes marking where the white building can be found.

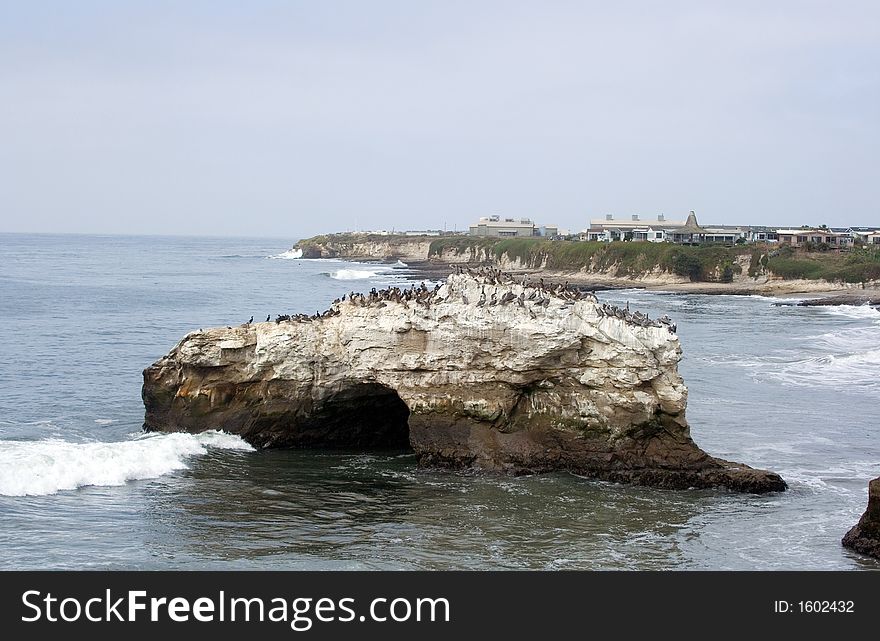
[469,215,536,237]
[469,216,560,238]
[586,214,684,242]
[587,211,710,244]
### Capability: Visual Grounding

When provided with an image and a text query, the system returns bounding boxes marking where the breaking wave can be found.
[718,303,880,395]
[0,431,254,497]
[819,304,880,324]
[268,248,303,260]
[762,348,880,392]
[327,269,383,280]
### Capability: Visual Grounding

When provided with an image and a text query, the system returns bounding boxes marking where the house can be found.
[700,225,748,244]
[631,227,669,243]
[586,213,685,242]
[776,228,854,248]
[866,232,880,246]
[665,211,706,244]
[748,227,779,243]
[848,227,880,245]
[586,210,719,244]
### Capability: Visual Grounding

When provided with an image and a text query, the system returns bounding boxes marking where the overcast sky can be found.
[1,1,878,237]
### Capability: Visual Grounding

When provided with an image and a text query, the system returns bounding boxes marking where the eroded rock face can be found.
[142,273,786,493]
[842,477,880,559]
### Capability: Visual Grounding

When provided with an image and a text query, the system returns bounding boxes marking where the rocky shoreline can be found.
[784,293,880,307]
[143,271,786,493]
[843,477,880,559]
[293,235,880,299]
[374,258,880,303]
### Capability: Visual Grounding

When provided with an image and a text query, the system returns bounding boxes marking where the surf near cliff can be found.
[142,269,786,493]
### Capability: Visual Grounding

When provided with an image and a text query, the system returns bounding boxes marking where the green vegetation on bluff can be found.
[295,232,429,258]
[296,233,880,284]
[429,237,880,284]
[429,237,747,282]
[764,244,880,283]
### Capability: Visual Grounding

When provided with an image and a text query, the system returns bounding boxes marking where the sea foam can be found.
[329,269,382,280]
[820,304,880,323]
[0,431,254,497]
[268,248,303,260]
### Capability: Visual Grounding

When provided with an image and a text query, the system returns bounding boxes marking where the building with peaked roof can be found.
[587,211,713,244]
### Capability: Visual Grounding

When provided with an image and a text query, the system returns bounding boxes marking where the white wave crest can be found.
[329,269,381,280]
[0,431,254,497]
[760,348,880,392]
[395,260,409,267]
[820,304,880,323]
[747,294,807,304]
[807,326,880,351]
[268,248,303,260]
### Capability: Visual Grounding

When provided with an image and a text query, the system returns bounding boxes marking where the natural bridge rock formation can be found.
[142,272,786,493]
[842,477,880,559]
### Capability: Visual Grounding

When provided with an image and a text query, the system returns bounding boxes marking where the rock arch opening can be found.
[299,382,411,450]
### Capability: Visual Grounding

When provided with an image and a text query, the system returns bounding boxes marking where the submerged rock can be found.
[142,272,786,493]
[842,477,880,559]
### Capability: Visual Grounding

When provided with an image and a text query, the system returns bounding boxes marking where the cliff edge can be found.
[842,477,880,559]
[142,271,786,493]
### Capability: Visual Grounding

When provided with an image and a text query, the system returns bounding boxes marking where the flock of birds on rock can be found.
[597,302,677,333]
[228,265,676,334]
[337,281,442,310]
[453,265,598,308]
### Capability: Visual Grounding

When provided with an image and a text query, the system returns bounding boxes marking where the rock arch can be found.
[295,382,411,450]
[143,273,787,492]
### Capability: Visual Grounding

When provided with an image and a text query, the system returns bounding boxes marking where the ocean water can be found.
[0,233,877,570]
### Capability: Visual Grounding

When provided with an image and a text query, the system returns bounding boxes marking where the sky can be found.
[0,0,878,237]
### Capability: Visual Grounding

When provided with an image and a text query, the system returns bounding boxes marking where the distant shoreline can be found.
[293,233,880,299]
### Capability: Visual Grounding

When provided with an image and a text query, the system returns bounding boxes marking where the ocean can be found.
[0,233,877,570]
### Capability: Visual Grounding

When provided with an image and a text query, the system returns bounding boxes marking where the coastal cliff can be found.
[292,233,880,294]
[143,272,785,493]
[296,234,433,262]
[842,477,880,559]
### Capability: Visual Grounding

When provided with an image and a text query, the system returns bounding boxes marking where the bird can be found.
[266,314,271,322]
[247,316,253,324]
